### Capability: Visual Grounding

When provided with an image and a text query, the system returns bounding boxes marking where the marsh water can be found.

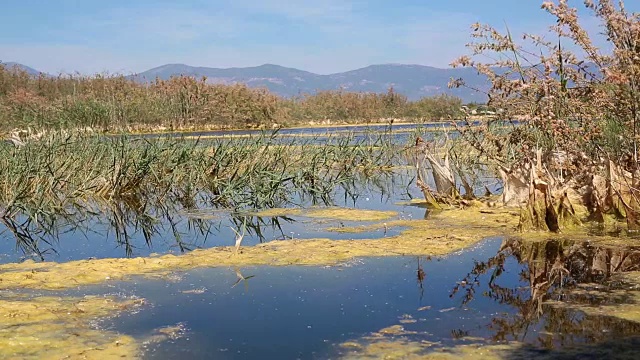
[34,234,640,359]
[2,124,640,359]
[0,168,425,264]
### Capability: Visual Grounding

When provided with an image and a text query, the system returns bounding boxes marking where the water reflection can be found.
[416,256,428,301]
[451,237,640,348]
[0,169,425,263]
[86,237,640,359]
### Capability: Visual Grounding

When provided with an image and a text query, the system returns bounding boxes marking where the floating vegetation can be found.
[0,295,143,359]
[251,207,398,222]
[304,207,398,222]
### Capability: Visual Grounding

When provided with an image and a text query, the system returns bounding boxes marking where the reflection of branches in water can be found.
[451,329,470,339]
[0,168,406,260]
[0,195,306,260]
[229,214,295,244]
[107,197,154,257]
[338,171,411,208]
[0,215,58,261]
[450,252,508,306]
[105,195,216,257]
[416,256,428,301]
[451,237,640,346]
[231,268,255,290]
[0,205,90,261]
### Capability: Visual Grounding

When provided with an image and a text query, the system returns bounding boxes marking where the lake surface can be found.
[75,236,639,359]
[132,120,505,145]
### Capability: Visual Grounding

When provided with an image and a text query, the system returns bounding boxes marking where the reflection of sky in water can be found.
[86,236,640,360]
[97,238,507,359]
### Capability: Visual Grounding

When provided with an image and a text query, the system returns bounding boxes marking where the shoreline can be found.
[107,118,500,137]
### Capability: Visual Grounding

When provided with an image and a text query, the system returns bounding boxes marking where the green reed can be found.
[0,130,402,220]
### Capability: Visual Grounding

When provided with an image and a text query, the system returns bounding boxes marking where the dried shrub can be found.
[450,0,640,232]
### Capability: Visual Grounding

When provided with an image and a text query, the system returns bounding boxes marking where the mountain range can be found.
[2,62,490,103]
[3,62,43,77]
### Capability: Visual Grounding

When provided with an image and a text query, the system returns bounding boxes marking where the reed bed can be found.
[0,65,463,133]
[0,130,405,255]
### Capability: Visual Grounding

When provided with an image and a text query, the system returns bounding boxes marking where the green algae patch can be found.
[394,199,430,207]
[250,207,303,218]
[340,336,640,360]
[339,341,516,360]
[179,208,226,220]
[0,295,143,359]
[0,206,519,291]
[142,323,187,345]
[325,222,397,234]
[304,207,398,222]
[340,339,434,360]
[509,225,640,247]
[548,271,640,324]
[250,207,398,222]
[337,320,510,360]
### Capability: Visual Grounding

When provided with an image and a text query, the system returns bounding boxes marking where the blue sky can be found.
[0,0,635,74]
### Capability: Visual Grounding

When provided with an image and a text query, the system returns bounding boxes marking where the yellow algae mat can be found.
[0,295,142,359]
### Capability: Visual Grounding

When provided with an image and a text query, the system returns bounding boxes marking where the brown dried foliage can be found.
[450,0,640,232]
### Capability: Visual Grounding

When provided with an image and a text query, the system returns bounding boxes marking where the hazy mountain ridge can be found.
[3,62,490,103]
[2,62,43,76]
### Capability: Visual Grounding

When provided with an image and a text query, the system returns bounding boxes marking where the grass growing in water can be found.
[0,129,409,258]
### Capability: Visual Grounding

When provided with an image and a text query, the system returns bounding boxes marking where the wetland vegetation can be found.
[0,63,464,134]
[1,0,640,359]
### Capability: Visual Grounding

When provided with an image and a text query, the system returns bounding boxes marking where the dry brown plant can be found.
[449,0,640,232]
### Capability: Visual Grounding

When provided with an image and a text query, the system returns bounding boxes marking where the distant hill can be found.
[132,63,489,103]
[3,61,490,103]
[2,62,44,76]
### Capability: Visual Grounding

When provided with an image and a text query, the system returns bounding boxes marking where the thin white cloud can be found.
[75,7,248,44]
[233,0,355,22]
